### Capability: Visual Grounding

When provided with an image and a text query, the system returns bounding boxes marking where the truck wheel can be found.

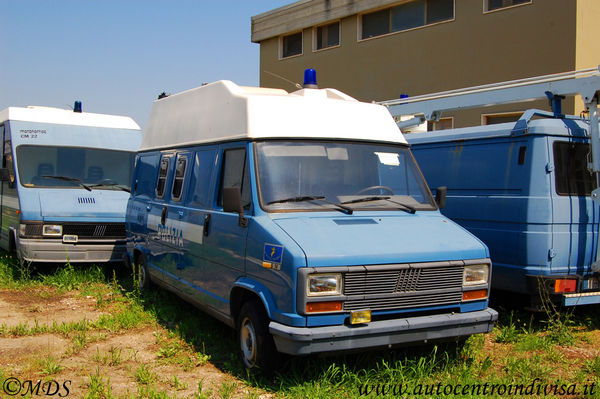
[236,300,278,374]
[136,255,151,290]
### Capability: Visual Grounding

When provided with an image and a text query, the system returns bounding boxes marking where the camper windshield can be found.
[16,145,135,190]
[255,141,436,212]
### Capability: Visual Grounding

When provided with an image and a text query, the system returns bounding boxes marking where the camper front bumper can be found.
[17,238,126,263]
[269,308,498,355]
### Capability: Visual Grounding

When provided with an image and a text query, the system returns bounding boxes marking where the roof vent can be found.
[73,101,82,113]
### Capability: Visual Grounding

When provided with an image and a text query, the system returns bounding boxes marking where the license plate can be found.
[63,235,78,243]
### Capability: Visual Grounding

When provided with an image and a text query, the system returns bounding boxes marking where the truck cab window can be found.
[156,157,170,198]
[219,148,250,208]
[171,156,187,201]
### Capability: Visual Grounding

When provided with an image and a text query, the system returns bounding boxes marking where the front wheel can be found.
[236,300,278,374]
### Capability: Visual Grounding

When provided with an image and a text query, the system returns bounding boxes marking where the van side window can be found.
[189,150,216,207]
[554,141,597,196]
[219,148,251,208]
[156,157,170,199]
[171,156,187,201]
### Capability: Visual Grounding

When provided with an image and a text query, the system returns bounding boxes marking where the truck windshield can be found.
[16,145,135,190]
[255,141,436,212]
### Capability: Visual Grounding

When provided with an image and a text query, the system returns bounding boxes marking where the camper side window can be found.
[156,158,170,199]
[219,148,251,209]
[171,156,187,202]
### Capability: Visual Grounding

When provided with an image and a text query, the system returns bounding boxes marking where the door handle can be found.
[203,214,211,237]
[161,206,167,226]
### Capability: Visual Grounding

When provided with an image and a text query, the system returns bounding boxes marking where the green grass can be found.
[3,253,600,398]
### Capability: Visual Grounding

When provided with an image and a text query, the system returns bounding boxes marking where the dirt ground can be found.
[0,289,266,398]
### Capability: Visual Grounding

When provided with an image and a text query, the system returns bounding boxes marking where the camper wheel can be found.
[236,300,278,374]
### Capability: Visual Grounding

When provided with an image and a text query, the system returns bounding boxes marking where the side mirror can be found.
[0,168,10,182]
[223,187,248,227]
[435,186,447,210]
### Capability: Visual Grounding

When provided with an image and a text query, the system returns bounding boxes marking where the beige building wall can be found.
[255,0,583,127]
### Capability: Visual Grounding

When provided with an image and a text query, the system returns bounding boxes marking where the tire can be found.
[236,300,278,374]
[135,254,151,290]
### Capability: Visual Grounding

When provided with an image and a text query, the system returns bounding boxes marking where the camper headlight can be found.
[42,224,63,237]
[307,273,342,296]
[463,264,489,286]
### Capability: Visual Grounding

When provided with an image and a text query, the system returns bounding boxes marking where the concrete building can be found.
[251,0,600,129]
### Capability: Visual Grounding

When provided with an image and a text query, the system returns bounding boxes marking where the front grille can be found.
[343,264,463,311]
[62,223,126,239]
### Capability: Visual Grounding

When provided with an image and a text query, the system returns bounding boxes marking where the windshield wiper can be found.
[340,196,416,214]
[89,182,131,193]
[42,175,92,192]
[267,195,353,215]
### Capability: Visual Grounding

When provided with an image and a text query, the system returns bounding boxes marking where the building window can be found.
[482,112,523,125]
[427,117,454,131]
[315,21,340,51]
[361,0,454,40]
[485,0,531,12]
[281,32,303,58]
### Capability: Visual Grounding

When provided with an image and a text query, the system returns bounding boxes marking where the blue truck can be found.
[125,72,497,373]
[0,104,142,263]
[380,67,600,309]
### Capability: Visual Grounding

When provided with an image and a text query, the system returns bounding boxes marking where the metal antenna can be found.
[264,70,302,89]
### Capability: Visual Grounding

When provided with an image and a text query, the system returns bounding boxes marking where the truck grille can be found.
[62,223,126,239]
[343,264,463,311]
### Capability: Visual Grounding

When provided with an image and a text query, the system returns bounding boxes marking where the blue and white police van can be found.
[125,73,497,372]
[1,104,142,263]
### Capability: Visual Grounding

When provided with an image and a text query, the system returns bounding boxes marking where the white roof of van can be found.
[0,106,140,130]
[140,80,406,151]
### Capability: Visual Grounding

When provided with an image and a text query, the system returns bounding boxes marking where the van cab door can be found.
[183,144,251,315]
[550,138,599,276]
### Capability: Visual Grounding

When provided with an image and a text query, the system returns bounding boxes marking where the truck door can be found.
[551,138,599,276]
[189,145,250,315]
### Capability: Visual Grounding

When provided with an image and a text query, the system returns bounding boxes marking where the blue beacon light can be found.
[303,68,318,88]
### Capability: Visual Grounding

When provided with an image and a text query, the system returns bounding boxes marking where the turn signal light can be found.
[306,301,342,313]
[554,279,576,293]
[462,289,488,301]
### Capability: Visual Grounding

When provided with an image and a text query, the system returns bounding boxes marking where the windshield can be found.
[255,141,436,212]
[16,145,135,190]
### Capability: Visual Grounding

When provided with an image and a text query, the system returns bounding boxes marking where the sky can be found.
[0,1,297,129]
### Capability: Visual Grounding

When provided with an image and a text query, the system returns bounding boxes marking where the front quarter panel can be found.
[244,214,307,326]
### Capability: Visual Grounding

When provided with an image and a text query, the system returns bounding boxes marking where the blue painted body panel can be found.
[408,117,600,299]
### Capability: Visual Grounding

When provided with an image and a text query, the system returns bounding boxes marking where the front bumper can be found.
[269,308,498,355]
[17,237,126,263]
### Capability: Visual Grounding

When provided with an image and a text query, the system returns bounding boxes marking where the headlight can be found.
[307,273,342,296]
[42,224,63,236]
[19,224,26,237]
[463,264,489,286]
